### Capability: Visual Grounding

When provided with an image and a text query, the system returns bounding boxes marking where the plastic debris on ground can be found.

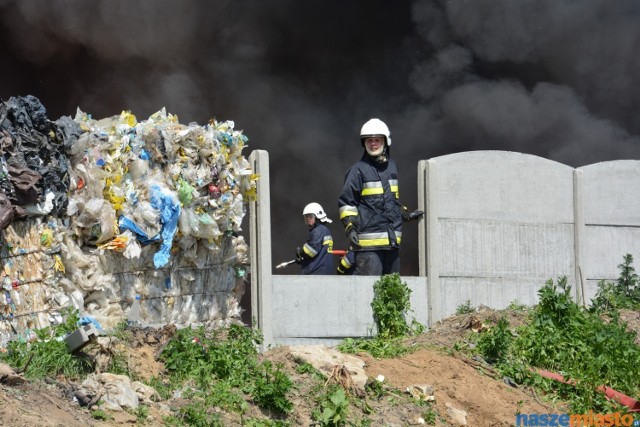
[0,96,257,347]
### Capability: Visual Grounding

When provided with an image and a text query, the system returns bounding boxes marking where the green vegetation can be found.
[371,273,415,338]
[136,405,150,424]
[337,335,411,359]
[2,257,639,424]
[420,402,438,425]
[91,409,113,421]
[507,299,528,311]
[338,273,424,358]
[159,324,293,426]
[591,253,640,311]
[476,316,512,364]
[0,307,93,379]
[472,263,640,413]
[455,299,475,315]
[166,402,223,427]
[312,387,350,426]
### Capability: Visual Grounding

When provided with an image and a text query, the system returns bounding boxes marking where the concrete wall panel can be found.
[584,226,640,280]
[438,219,574,278]
[271,276,427,345]
[580,160,640,282]
[584,280,602,304]
[425,151,577,321]
[580,160,640,225]
[438,277,557,318]
[433,151,574,222]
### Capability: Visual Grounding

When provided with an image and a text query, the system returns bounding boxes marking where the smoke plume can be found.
[1,0,639,274]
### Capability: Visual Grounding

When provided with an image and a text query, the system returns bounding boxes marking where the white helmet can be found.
[303,202,332,223]
[360,118,391,146]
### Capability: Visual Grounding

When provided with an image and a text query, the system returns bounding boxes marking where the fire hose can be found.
[275,249,346,269]
[533,368,640,412]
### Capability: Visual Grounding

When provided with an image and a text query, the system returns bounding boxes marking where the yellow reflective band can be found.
[389,180,399,198]
[340,211,358,220]
[361,187,384,196]
[359,238,390,247]
[362,181,383,196]
[358,232,402,247]
[323,239,334,247]
[303,243,317,257]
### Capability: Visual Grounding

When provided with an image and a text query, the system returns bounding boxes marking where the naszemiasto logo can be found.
[515,412,639,426]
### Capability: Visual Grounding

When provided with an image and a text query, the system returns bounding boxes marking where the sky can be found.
[1,0,640,275]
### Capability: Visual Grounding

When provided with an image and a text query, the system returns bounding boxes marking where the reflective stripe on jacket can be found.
[301,223,334,275]
[338,155,402,251]
[337,250,355,275]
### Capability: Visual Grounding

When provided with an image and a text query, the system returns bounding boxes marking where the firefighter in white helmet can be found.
[337,118,423,275]
[294,202,335,275]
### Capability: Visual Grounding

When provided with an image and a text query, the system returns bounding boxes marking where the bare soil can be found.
[1,307,638,426]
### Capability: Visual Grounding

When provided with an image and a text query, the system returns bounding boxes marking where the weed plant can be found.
[371,273,413,338]
[420,402,438,425]
[0,307,93,379]
[507,300,528,311]
[476,276,640,413]
[295,362,325,381]
[312,386,350,426]
[91,409,113,421]
[591,253,640,311]
[338,274,424,358]
[455,300,475,315]
[159,324,293,422]
[476,316,512,364]
[165,401,223,427]
[338,336,411,359]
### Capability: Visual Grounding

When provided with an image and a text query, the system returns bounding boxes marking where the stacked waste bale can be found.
[0,96,257,346]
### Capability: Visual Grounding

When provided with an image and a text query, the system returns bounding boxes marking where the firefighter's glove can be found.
[347,228,361,249]
[295,247,304,264]
[402,208,424,222]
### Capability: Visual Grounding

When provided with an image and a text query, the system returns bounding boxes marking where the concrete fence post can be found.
[425,159,441,327]
[417,160,431,327]
[573,169,586,306]
[249,150,273,350]
[417,160,428,277]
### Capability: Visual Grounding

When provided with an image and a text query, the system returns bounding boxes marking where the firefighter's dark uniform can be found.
[338,153,402,275]
[299,222,334,275]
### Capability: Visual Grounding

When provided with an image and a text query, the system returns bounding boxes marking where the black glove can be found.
[295,247,303,264]
[402,208,424,222]
[347,228,361,249]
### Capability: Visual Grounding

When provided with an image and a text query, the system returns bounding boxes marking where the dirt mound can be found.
[362,348,555,427]
[4,306,639,426]
[0,381,111,427]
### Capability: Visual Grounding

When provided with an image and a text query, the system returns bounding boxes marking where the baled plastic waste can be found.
[0,96,257,347]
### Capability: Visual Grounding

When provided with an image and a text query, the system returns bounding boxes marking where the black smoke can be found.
[1,0,639,275]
